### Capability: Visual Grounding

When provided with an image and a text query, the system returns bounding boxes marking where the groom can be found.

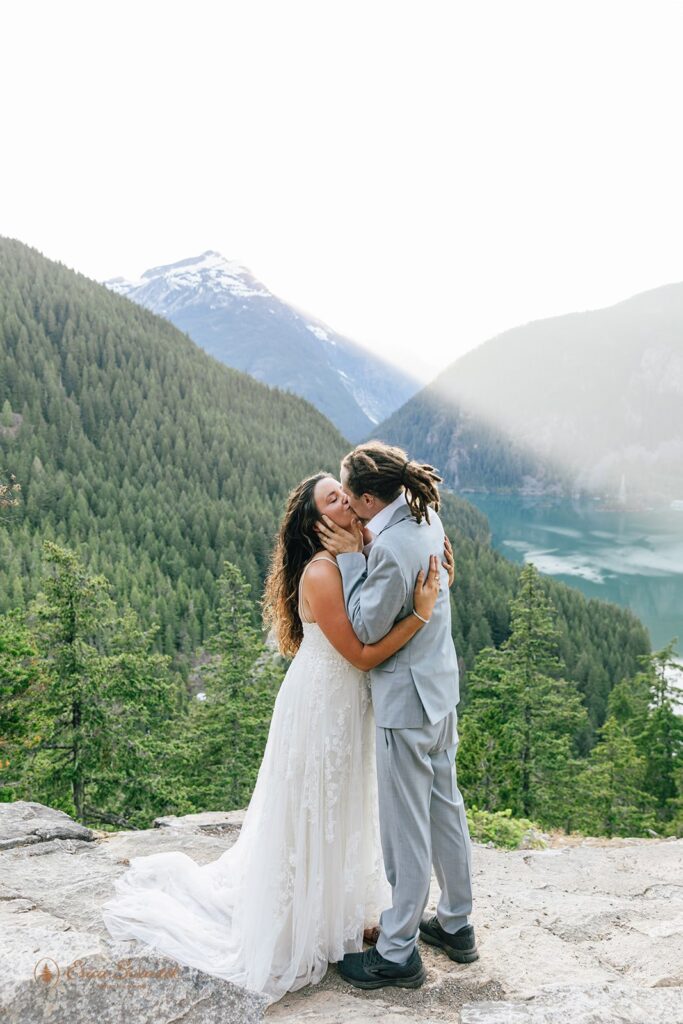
[316,440,476,990]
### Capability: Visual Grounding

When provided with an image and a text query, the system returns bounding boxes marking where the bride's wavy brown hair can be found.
[262,471,329,657]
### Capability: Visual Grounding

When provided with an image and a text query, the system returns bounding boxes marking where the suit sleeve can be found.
[336,547,409,644]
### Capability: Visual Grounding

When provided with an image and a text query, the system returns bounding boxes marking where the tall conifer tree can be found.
[458,563,588,827]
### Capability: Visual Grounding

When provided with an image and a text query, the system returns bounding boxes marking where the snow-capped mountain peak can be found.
[104,251,419,440]
[105,250,270,312]
[116,249,235,280]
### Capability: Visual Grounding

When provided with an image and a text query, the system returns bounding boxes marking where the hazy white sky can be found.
[2,0,683,380]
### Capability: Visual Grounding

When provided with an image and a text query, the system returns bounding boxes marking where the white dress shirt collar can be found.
[364,490,409,540]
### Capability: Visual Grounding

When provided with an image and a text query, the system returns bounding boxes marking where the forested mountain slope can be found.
[106,250,418,441]
[0,238,346,652]
[0,238,649,729]
[378,282,683,501]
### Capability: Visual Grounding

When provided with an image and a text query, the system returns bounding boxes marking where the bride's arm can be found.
[303,556,440,671]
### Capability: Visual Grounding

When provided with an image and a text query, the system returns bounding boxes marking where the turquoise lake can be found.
[462,493,683,660]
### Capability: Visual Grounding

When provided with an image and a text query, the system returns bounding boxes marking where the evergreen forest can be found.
[3,237,679,840]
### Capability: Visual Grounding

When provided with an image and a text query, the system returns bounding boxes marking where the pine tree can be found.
[0,610,40,800]
[613,640,683,831]
[571,716,656,837]
[1,399,12,428]
[187,561,283,811]
[639,641,683,825]
[458,562,589,827]
[12,541,189,827]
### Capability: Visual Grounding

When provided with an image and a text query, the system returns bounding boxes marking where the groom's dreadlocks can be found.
[342,441,442,525]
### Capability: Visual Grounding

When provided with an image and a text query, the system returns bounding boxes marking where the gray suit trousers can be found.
[374,708,474,963]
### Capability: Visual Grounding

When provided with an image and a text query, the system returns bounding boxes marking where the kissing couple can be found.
[101,440,476,1005]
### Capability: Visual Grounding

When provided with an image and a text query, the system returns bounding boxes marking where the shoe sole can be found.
[419,930,479,963]
[339,967,427,990]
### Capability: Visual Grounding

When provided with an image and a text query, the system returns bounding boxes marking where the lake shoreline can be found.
[459,487,683,515]
[461,491,683,660]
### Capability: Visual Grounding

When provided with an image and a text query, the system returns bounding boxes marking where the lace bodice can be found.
[298,618,355,665]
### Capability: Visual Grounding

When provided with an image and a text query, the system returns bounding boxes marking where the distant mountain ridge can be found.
[0,236,651,727]
[106,251,419,441]
[377,281,683,503]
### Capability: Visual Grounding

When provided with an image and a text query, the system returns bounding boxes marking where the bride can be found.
[101,471,451,1005]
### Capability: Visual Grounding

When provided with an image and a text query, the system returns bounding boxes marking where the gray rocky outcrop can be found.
[0,802,266,1024]
[0,800,94,850]
[1,800,681,1023]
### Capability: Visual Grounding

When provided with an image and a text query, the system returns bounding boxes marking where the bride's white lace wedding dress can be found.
[101,555,390,1004]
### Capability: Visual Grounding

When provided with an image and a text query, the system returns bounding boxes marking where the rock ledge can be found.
[1,801,681,1023]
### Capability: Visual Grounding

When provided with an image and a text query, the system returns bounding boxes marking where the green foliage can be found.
[0,236,653,783]
[637,641,683,828]
[465,805,547,849]
[0,609,39,795]
[572,640,683,836]
[570,717,656,837]
[458,563,589,827]
[0,237,346,667]
[184,561,283,811]
[1,541,191,827]
[439,493,649,736]
[457,570,683,839]
[0,535,678,844]
[1,545,284,829]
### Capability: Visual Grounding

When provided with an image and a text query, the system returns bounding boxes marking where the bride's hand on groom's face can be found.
[315,515,364,555]
[361,524,374,547]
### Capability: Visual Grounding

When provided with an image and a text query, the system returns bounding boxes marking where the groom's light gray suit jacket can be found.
[337,503,460,729]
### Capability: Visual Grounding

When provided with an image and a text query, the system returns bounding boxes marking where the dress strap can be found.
[303,556,338,571]
[298,556,340,623]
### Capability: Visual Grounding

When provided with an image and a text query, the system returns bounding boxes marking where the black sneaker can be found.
[338,945,426,990]
[419,916,479,963]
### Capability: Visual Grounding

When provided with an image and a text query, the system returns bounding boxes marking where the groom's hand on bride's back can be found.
[314,515,364,555]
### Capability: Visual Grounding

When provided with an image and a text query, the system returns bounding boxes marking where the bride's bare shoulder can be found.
[302,556,341,591]
[300,557,343,620]
[304,556,340,578]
